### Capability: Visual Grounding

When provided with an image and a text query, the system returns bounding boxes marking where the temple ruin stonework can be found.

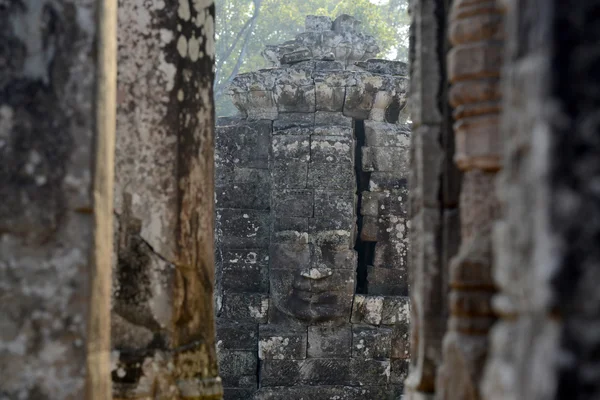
[214,15,412,400]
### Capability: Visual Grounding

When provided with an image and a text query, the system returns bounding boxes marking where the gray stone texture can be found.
[216,14,410,399]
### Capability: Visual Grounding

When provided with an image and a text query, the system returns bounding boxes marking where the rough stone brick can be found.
[315,82,346,112]
[314,190,355,219]
[362,146,410,173]
[369,171,408,191]
[216,320,258,351]
[272,135,311,161]
[271,160,309,188]
[308,325,352,358]
[364,121,411,148]
[273,217,309,233]
[216,209,270,249]
[343,85,375,119]
[306,15,333,31]
[273,112,315,131]
[352,294,384,325]
[215,182,270,210]
[221,249,269,293]
[269,232,310,270]
[260,359,351,386]
[391,320,411,360]
[352,325,393,360]
[222,293,269,323]
[215,121,271,169]
[275,84,316,113]
[348,358,391,386]
[313,126,354,137]
[272,189,314,218]
[308,163,355,190]
[390,358,410,385]
[315,111,353,127]
[259,325,308,360]
[367,265,409,296]
[223,388,256,400]
[381,296,410,326]
[254,386,401,400]
[311,136,354,164]
[360,189,409,218]
[217,349,257,388]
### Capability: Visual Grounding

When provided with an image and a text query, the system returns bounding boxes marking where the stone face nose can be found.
[300,266,333,280]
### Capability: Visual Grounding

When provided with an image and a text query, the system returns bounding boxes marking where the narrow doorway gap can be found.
[354,119,376,294]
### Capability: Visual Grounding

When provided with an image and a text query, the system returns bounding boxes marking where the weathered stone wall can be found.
[215,15,412,400]
[0,0,116,398]
[110,0,222,398]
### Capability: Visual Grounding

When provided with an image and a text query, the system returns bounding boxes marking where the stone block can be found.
[343,85,375,119]
[271,135,311,162]
[275,84,316,113]
[273,113,315,131]
[223,388,255,400]
[215,121,271,169]
[315,82,345,112]
[355,59,409,76]
[215,182,270,210]
[390,358,410,385]
[367,265,408,296]
[259,325,307,360]
[221,249,269,293]
[260,359,350,386]
[254,386,400,400]
[360,189,409,218]
[306,15,333,32]
[222,292,269,323]
[216,320,258,351]
[362,146,410,173]
[311,136,354,164]
[352,325,393,360]
[245,90,278,120]
[216,209,270,249]
[369,171,408,191]
[381,296,410,326]
[273,217,309,233]
[309,217,356,234]
[281,48,313,65]
[308,163,355,190]
[314,60,345,71]
[364,121,411,148]
[313,126,353,137]
[272,189,314,218]
[333,14,361,33]
[315,111,353,127]
[314,190,355,227]
[271,160,308,188]
[217,349,257,388]
[391,320,411,359]
[348,359,390,386]
[307,325,352,358]
[352,294,384,325]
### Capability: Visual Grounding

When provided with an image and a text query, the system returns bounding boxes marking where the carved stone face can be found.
[270,231,356,323]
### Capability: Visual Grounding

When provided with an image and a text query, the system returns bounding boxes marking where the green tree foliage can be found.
[215,0,409,116]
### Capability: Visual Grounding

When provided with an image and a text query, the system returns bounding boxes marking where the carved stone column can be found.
[436,1,504,399]
[111,0,222,398]
[0,1,117,399]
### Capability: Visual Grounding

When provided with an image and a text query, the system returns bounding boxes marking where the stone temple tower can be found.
[215,15,411,400]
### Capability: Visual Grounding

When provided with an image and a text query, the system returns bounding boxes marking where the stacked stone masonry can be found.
[215,15,411,400]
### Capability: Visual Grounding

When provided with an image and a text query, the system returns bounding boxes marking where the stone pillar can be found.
[0,0,117,399]
[436,1,504,399]
[111,0,222,398]
[404,0,458,398]
[483,1,600,399]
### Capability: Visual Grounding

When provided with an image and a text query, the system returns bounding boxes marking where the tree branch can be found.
[215,0,262,100]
